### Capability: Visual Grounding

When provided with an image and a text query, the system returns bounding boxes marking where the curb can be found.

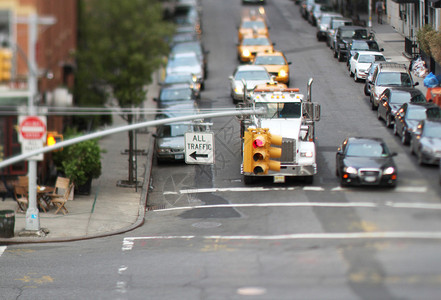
[0,132,155,245]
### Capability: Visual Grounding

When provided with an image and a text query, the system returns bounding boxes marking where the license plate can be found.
[364,176,376,182]
[274,176,285,183]
[175,154,184,160]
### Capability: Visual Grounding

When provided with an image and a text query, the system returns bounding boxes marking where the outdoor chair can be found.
[50,182,74,215]
[43,177,70,208]
[13,185,28,212]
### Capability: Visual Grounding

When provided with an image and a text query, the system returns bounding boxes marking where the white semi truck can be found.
[239,79,321,184]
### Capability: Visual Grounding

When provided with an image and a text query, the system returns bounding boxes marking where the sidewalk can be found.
[0,78,159,245]
[368,16,427,95]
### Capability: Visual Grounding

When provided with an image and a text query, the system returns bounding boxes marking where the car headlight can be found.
[344,166,357,174]
[383,167,395,175]
[234,85,243,94]
[300,151,313,158]
[278,69,287,77]
[158,148,172,154]
[242,49,251,57]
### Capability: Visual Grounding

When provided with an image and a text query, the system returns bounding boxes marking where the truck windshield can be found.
[256,102,301,118]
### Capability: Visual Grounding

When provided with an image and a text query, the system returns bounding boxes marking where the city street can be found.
[1,0,441,299]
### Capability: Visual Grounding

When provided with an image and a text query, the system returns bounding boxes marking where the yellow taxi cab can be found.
[237,34,274,64]
[252,50,291,85]
[237,16,269,42]
[253,77,288,91]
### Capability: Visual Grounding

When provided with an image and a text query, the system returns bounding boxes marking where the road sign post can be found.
[185,132,214,165]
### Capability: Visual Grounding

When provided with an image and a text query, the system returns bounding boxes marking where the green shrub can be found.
[417,25,435,56]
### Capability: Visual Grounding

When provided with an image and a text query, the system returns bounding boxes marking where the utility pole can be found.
[17,13,56,236]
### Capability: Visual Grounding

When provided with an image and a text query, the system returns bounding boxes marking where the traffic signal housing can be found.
[243,128,282,175]
[0,48,12,82]
[46,131,64,151]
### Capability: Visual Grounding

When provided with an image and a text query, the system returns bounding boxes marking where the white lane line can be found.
[153,202,378,212]
[386,202,441,210]
[0,246,6,257]
[179,187,298,194]
[123,231,441,245]
[168,186,428,195]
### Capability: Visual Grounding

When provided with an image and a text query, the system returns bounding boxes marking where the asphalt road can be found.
[1,0,441,299]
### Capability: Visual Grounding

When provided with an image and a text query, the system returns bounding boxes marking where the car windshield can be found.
[331,20,350,29]
[164,74,193,84]
[341,29,368,39]
[235,70,270,81]
[255,102,302,119]
[376,72,412,87]
[169,55,199,67]
[352,41,379,51]
[254,55,286,65]
[242,37,271,46]
[359,54,385,63]
[160,88,193,101]
[158,124,191,138]
[406,108,428,120]
[242,20,266,29]
[345,142,389,157]
[172,43,202,56]
[423,124,441,138]
[389,91,412,104]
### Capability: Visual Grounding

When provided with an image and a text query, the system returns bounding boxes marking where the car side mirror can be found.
[288,61,292,65]
[229,75,233,81]
[414,82,419,86]
[337,147,343,154]
[152,133,157,138]
[380,48,384,51]
[272,42,276,46]
[390,152,398,157]
[153,97,158,102]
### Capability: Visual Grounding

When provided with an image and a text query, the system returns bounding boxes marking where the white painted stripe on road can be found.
[153,202,378,212]
[123,231,441,246]
[168,185,428,195]
[179,187,298,194]
[0,246,6,257]
[386,202,441,210]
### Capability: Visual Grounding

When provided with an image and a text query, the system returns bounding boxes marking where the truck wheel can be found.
[243,175,254,184]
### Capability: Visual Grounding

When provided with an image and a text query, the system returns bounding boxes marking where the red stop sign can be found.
[20,116,46,140]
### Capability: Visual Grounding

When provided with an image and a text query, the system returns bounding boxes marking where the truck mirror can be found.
[314,104,321,121]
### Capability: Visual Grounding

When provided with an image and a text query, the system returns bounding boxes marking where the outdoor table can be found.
[37,186,55,212]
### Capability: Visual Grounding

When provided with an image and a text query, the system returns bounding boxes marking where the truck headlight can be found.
[300,151,313,158]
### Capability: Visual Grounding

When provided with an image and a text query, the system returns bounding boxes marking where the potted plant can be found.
[56,138,102,195]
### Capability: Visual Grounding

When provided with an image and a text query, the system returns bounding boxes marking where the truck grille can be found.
[279,139,295,163]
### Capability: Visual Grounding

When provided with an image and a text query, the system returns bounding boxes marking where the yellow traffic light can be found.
[243,128,282,175]
[0,48,12,82]
[46,131,64,151]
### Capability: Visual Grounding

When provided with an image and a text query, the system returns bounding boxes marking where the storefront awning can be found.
[391,0,418,3]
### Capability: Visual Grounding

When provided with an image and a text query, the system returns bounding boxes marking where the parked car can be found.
[229,65,271,103]
[237,34,274,63]
[368,62,417,110]
[336,137,398,187]
[346,39,383,66]
[364,61,387,96]
[166,52,204,88]
[348,51,386,82]
[252,50,291,85]
[326,17,353,48]
[170,40,208,78]
[410,119,441,165]
[394,103,441,145]
[154,84,197,108]
[377,87,426,128]
[308,3,333,26]
[316,12,342,41]
[161,72,201,99]
[155,122,197,163]
[333,26,372,61]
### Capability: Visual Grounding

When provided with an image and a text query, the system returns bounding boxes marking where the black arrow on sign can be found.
[190,151,208,160]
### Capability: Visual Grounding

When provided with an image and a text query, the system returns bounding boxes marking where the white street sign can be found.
[185,132,214,164]
[18,115,47,161]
